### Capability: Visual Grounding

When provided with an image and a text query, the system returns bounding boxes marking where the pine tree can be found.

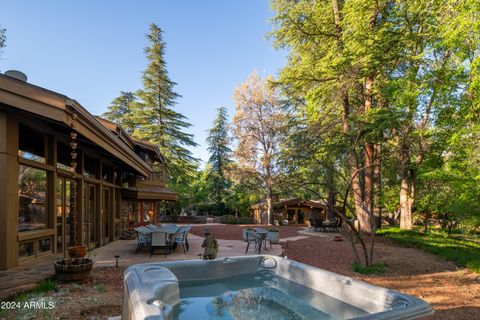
[102,91,137,134]
[206,106,232,205]
[0,26,6,60]
[132,23,198,182]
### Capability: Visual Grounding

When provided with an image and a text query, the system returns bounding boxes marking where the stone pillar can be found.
[0,112,19,269]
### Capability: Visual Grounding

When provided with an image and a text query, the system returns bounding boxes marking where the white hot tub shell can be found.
[123,255,434,320]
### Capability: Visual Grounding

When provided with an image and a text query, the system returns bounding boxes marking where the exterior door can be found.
[297,209,306,225]
[56,177,72,256]
[84,183,98,248]
[287,209,296,224]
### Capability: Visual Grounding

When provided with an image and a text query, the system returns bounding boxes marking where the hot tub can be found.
[123,255,433,320]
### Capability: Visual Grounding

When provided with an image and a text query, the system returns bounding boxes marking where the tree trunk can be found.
[399,164,413,230]
[348,151,372,233]
[373,143,382,228]
[363,76,375,218]
[266,187,273,225]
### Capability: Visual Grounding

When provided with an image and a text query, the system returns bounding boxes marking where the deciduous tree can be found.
[232,72,286,224]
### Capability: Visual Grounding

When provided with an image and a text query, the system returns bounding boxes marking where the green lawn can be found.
[376,227,480,273]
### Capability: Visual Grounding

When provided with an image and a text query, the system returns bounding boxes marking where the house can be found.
[251,198,343,225]
[0,71,176,270]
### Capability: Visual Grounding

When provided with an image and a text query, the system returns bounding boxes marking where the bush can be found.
[226,215,237,224]
[34,279,58,294]
[237,216,252,224]
[352,261,387,275]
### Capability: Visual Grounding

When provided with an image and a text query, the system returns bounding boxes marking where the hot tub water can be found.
[175,271,368,320]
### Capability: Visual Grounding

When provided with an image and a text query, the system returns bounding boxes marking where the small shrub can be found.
[34,279,58,294]
[95,284,107,293]
[226,215,237,224]
[237,216,252,224]
[352,261,387,275]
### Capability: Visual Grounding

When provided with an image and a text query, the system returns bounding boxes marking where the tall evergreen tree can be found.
[132,23,198,182]
[206,106,232,205]
[0,26,6,61]
[102,91,137,134]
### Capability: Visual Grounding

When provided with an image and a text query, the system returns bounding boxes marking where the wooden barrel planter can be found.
[54,258,93,283]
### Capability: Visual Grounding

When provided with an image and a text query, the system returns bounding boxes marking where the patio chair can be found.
[175,226,190,253]
[150,231,172,258]
[322,218,335,232]
[134,227,152,254]
[314,218,323,232]
[245,230,260,254]
[333,217,343,232]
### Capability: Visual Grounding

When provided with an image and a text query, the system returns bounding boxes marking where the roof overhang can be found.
[0,74,151,177]
[122,187,178,201]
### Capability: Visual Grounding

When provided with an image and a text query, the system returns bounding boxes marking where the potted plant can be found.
[67,245,87,258]
[267,228,280,244]
[243,227,254,241]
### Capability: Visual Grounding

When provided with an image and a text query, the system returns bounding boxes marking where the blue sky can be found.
[0,0,286,164]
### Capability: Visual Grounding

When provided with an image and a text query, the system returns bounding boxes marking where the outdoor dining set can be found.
[309,217,343,232]
[244,227,273,255]
[134,224,191,257]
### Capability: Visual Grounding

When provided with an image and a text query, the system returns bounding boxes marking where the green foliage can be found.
[377,227,480,272]
[352,261,387,275]
[269,0,480,233]
[206,106,232,205]
[102,91,137,134]
[133,24,199,184]
[103,24,199,204]
[95,284,107,293]
[186,202,231,216]
[0,26,5,52]
[34,279,58,294]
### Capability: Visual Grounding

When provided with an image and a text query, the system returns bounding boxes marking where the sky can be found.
[0,0,287,165]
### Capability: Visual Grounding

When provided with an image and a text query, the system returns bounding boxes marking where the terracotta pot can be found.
[54,258,93,283]
[67,245,87,258]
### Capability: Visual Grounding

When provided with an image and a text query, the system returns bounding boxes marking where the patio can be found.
[0,224,283,300]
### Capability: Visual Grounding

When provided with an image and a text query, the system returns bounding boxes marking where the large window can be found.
[84,155,99,179]
[18,165,48,231]
[57,141,79,172]
[18,124,46,163]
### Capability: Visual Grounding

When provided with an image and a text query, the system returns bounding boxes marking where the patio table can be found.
[254,230,269,254]
[144,226,181,253]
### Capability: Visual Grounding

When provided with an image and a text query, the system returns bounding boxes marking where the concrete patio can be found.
[0,227,283,299]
